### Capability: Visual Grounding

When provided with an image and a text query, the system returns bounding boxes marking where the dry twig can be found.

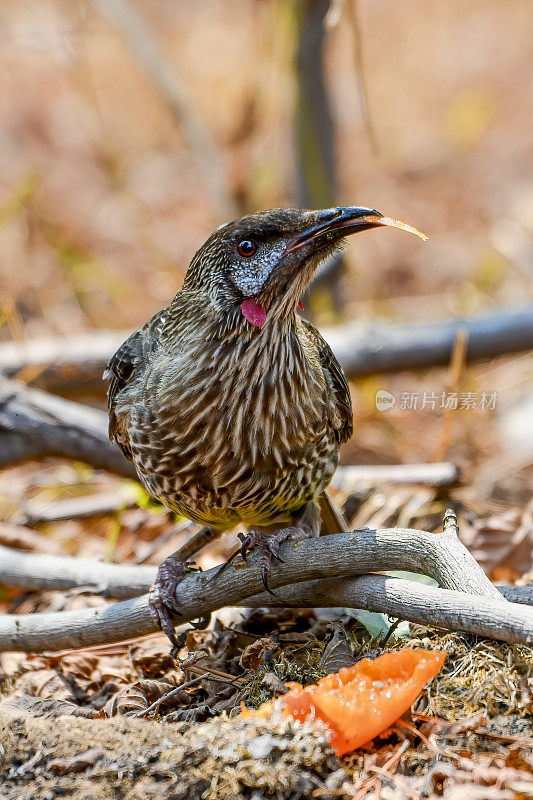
[0,376,135,477]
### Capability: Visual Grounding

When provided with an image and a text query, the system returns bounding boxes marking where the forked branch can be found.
[1,528,532,653]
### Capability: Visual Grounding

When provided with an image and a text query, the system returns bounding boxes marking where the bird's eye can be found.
[237,239,257,257]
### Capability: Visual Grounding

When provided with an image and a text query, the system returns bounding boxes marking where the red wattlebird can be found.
[106,206,422,646]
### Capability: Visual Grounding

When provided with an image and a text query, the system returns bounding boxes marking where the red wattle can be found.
[241,298,267,327]
[298,299,304,311]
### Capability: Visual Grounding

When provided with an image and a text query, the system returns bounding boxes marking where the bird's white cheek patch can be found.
[241,298,267,326]
[231,241,286,296]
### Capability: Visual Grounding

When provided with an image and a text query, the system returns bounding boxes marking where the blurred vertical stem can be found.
[293,0,336,208]
[89,0,237,222]
[346,0,378,155]
[291,0,344,313]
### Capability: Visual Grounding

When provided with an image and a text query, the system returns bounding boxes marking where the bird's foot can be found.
[149,556,200,649]
[238,526,309,596]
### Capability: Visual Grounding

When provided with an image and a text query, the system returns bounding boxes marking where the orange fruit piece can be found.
[241,649,445,756]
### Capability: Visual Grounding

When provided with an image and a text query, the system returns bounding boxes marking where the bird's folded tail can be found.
[319,490,349,535]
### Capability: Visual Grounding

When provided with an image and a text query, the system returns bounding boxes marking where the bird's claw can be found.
[149,591,180,648]
[149,556,195,648]
[239,534,250,563]
[211,526,303,595]
[268,541,285,563]
[261,565,277,596]
[238,531,283,564]
[237,528,293,595]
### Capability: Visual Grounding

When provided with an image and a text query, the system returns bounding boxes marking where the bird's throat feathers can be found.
[165,281,309,346]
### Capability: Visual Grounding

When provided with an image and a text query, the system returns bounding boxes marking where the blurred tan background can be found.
[0,0,532,578]
[1,0,532,332]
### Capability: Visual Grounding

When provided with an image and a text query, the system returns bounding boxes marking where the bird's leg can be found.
[149,526,220,647]
[239,502,321,596]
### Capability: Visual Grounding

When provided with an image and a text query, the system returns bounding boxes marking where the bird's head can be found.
[181,206,425,330]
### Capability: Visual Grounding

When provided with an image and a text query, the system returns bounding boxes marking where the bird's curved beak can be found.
[285,206,427,255]
[285,206,385,255]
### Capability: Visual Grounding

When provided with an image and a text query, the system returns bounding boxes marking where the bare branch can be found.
[2,528,532,653]
[248,575,533,643]
[330,462,459,490]
[0,376,135,478]
[1,543,530,603]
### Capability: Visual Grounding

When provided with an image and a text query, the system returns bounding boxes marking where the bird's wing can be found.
[300,318,353,445]
[105,308,167,457]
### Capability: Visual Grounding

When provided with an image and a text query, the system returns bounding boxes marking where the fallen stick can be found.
[330,462,459,490]
[2,528,533,653]
[0,544,156,599]
[0,542,530,604]
[0,332,125,396]
[0,377,136,478]
[1,305,532,395]
[325,304,533,376]
[21,489,140,527]
[0,525,63,555]
[0,432,48,464]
